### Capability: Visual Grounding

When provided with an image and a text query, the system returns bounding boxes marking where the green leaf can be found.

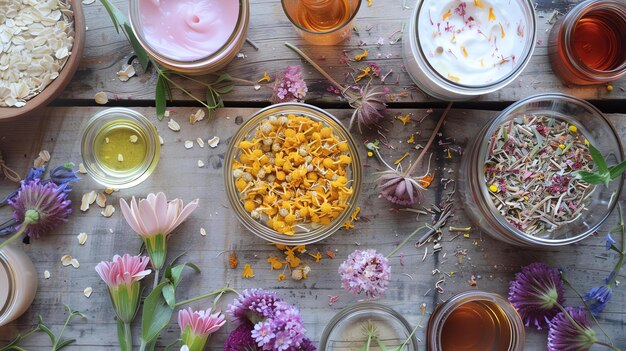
[574,170,609,185]
[162,283,176,309]
[609,159,626,181]
[54,339,76,351]
[206,89,220,109]
[37,318,56,345]
[589,143,609,174]
[375,337,391,351]
[141,282,174,344]
[123,23,150,70]
[0,335,23,351]
[155,75,167,120]
[215,84,235,95]
[213,73,232,84]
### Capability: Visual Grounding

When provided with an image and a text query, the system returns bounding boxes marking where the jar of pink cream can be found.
[0,245,38,327]
[129,0,250,75]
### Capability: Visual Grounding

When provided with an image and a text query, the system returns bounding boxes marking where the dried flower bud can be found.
[348,83,388,133]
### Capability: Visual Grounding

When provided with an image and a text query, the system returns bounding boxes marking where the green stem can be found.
[153,268,160,290]
[403,102,453,177]
[387,225,428,258]
[595,341,621,351]
[156,68,212,110]
[284,42,345,91]
[174,287,238,308]
[0,223,28,251]
[52,310,74,350]
[396,322,419,350]
[555,302,589,336]
[123,322,133,351]
[561,272,613,344]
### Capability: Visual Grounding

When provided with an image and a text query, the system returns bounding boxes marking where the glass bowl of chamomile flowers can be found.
[224,103,362,245]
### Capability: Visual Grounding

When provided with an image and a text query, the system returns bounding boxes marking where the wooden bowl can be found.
[0,0,85,120]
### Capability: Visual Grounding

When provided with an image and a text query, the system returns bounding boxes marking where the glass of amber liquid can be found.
[281,0,361,45]
[548,0,626,85]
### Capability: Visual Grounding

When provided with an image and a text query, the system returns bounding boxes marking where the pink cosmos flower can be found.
[120,192,199,239]
[95,254,151,288]
[119,192,199,269]
[95,254,151,323]
[178,308,226,351]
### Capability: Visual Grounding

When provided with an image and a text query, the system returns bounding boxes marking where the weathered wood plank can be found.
[0,107,624,349]
[60,0,625,105]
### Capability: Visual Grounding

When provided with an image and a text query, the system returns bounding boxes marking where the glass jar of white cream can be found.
[0,245,38,327]
[404,0,537,100]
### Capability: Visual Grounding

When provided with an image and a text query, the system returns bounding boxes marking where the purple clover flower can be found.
[508,263,565,330]
[606,233,616,251]
[9,179,72,239]
[338,249,390,299]
[227,290,314,351]
[547,307,597,351]
[271,66,308,103]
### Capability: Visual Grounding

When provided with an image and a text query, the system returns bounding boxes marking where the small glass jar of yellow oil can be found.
[81,108,160,188]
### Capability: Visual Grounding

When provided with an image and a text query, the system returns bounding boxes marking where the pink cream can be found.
[138,0,240,62]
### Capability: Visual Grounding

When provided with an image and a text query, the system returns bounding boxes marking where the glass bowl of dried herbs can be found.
[224,103,362,245]
[460,93,623,247]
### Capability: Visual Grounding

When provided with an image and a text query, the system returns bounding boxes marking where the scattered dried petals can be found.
[354,50,368,61]
[326,250,336,259]
[229,251,238,269]
[488,7,496,21]
[474,0,484,8]
[242,263,254,278]
[328,295,340,305]
[258,72,271,83]
[443,9,451,20]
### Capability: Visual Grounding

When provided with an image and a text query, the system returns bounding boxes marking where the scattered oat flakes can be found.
[83,287,93,298]
[104,188,114,195]
[96,193,106,208]
[117,64,136,82]
[159,135,164,145]
[80,191,96,211]
[196,138,205,148]
[117,153,124,162]
[61,255,73,266]
[129,135,138,143]
[82,0,95,4]
[208,136,220,148]
[101,205,115,217]
[0,1,75,108]
[168,118,181,131]
[70,258,80,268]
[77,232,88,245]
[188,109,205,124]
[200,227,206,236]
[78,163,87,174]
[164,110,170,117]
[105,137,110,143]
[44,270,50,279]
[184,140,194,149]
[39,150,51,162]
[197,160,205,168]
[95,92,108,105]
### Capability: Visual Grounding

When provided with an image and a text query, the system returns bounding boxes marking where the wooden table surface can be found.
[1,0,625,350]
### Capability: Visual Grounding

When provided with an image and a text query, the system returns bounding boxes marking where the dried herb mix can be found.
[484,115,594,235]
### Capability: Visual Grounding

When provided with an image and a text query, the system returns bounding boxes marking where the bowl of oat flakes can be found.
[0,0,85,120]
[224,103,362,245]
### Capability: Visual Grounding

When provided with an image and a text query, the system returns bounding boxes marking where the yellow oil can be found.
[94,120,148,173]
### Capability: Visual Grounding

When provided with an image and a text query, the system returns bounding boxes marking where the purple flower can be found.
[338,249,390,299]
[547,307,597,351]
[228,289,281,323]
[605,233,616,251]
[24,166,45,183]
[9,179,72,239]
[583,285,612,316]
[225,322,259,351]
[271,66,308,103]
[508,263,565,330]
[49,164,80,190]
[227,290,314,351]
[376,170,424,206]
[348,83,387,133]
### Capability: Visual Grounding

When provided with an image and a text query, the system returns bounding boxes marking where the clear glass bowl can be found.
[128,0,249,74]
[224,103,362,245]
[426,291,524,351]
[81,108,160,189]
[459,93,624,247]
[320,302,419,351]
